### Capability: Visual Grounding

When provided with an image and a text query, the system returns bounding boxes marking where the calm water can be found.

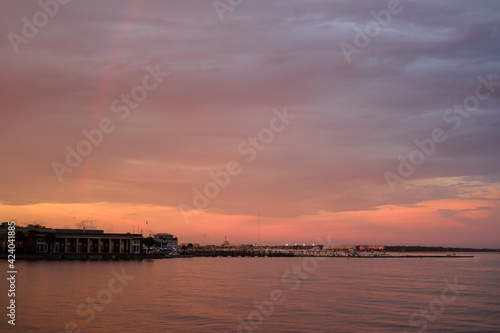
[1,253,499,332]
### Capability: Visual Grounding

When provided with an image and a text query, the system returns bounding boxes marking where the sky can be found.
[1,0,499,247]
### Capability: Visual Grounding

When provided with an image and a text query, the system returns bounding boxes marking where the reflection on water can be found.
[1,253,499,332]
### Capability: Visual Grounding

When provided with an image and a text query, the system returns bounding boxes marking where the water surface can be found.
[1,253,499,332]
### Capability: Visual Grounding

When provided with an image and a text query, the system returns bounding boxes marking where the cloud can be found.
[0,0,499,245]
[437,206,492,218]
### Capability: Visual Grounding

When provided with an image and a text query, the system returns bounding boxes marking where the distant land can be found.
[382,246,499,252]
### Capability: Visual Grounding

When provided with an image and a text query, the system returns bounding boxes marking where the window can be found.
[36,239,48,253]
[132,241,140,253]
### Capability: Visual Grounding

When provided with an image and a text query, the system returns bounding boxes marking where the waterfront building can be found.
[53,229,142,254]
[323,245,356,252]
[0,222,143,256]
[152,233,178,249]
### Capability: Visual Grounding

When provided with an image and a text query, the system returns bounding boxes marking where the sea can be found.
[1,253,499,332]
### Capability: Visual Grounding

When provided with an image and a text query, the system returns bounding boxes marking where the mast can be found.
[258,212,260,245]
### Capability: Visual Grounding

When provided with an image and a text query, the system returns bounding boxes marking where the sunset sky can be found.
[1,0,499,247]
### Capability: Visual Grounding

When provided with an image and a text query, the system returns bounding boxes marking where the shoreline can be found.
[1,253,475,261]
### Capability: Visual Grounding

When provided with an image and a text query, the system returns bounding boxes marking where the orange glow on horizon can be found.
[2,195,498,248]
